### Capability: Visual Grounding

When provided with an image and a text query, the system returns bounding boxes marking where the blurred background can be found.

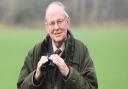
[0,0,128,89]
[0,0,128,26]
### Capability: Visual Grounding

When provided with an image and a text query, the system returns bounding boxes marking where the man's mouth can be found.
[54,32,61,36]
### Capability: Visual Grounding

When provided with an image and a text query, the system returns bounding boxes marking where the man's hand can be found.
[35,56,48,81]
[49,54,69,77]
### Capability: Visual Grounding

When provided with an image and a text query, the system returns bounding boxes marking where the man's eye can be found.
[57,20,63,24]
[49,22,55,25]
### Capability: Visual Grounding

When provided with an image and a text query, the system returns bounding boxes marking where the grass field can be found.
[0,25,128,89]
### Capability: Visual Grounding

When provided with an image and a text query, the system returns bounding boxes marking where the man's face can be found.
[45,7,70,43]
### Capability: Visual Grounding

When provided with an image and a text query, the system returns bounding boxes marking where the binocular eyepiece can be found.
[40,49,62,71]
[40,56,55,71]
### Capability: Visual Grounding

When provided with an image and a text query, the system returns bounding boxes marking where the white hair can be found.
[45,1,69,21]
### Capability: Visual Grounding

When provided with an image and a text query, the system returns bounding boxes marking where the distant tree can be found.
[110,0,128,21]
[1,0,128,26]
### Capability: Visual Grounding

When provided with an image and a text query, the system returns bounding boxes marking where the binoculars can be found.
[40,56,55,71]
[40,49,62,71]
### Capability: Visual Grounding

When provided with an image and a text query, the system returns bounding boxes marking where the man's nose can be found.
[54,22,59,30]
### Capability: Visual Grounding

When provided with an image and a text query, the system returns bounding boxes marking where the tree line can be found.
[0,0,128,26]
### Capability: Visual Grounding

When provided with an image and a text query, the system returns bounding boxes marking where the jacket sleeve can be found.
[17,48,44,89]
[64,41,98,89]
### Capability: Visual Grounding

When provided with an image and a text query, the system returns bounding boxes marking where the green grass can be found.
[0,26,128,89]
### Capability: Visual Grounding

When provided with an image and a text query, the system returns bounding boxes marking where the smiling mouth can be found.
[54,32,61,36]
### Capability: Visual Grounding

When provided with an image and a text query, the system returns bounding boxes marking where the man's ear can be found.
[67,17,70,24]
[66,17,70,29]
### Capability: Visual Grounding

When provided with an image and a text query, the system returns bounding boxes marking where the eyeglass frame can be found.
[44,17,68,27]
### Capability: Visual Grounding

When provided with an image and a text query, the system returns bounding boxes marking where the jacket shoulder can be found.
[27,42,42,57]
[73,39,90,63]
[74,39,88,51]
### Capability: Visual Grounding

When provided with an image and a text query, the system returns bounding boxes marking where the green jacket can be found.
[17,31,98,89]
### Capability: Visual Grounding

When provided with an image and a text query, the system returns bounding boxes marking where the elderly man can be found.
[17,1,98,89]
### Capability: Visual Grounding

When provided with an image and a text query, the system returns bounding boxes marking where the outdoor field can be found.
[0,25,128,89]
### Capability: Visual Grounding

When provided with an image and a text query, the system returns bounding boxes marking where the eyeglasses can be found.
[45,18,66,27]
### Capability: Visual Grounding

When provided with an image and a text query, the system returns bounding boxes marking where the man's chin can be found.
[54,38,63,43]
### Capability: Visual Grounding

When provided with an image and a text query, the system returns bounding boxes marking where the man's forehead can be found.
[47,4,64,12]
[45,5,65,19]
